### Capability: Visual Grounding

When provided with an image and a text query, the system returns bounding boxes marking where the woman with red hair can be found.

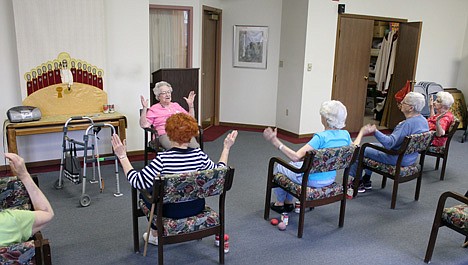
[111,113,237,246]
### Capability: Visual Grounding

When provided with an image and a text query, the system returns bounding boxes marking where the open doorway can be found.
[201,6,222,129]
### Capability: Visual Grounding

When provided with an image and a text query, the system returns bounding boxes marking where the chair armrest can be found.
[438,191,468,206]
[360,142,401,156]
[139,188,154,203]
[268,156,310,175]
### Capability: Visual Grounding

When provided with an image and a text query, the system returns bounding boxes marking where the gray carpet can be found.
[36,130,468,265]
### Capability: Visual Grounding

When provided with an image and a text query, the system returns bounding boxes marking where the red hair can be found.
[166,113,199,144]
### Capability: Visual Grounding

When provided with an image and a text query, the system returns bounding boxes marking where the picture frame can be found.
[233,25,268,69]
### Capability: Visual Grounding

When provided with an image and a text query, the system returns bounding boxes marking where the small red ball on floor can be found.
[277,222,286,231]
[270,218,279,226]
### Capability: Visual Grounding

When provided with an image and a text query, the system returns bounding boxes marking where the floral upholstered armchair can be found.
[264,145,360,238]
[131,167,235,265]
[424,190,468,263]
[352,131,435,209]
[0,176,52,265]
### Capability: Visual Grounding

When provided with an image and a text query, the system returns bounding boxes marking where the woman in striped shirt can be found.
[111,113,237,245]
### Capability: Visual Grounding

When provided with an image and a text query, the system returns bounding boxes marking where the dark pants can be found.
[140,193,205,229]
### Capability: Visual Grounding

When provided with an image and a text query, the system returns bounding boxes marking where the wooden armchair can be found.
[264,145,359,238]
[0,176,52,265]
[353,131,435,209]
[426,118,460,180]
[131,167,235,265]
[424,190,468,263]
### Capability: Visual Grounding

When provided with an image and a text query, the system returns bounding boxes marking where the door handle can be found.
[363,76,368,80]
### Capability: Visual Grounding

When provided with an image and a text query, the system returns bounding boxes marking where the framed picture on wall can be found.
[233,25,268,69]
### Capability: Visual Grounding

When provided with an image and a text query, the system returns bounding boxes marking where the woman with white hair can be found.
[140,81,199,149]
[428,91,455,146]
[263,100,352,213]
[352,92,429,193]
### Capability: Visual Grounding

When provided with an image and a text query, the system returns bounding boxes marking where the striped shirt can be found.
[127,147,226,190]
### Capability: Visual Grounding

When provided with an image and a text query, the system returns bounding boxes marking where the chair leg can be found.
[424,220,442,263]
[264,182,273,220]
[381,176,387,189]
[415,174,422,201]
[219,231,225,264]
[439,157,447,181]
[338,198,346,227]
[391,180,399,209]
[158,242,164,265]
[434,157,440,170]
[297,204,305,238]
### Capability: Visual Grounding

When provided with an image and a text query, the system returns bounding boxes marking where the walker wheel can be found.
[80,194,91,207]
[54,179,63,190]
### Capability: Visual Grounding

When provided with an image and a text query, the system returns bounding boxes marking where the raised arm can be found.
[218,130,238,165]
[139,95,151,128]
[4,153,54,234]
[263,127,313,162]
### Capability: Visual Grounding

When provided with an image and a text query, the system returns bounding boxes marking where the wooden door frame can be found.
[202,5,222,126]
[332,13,408,130]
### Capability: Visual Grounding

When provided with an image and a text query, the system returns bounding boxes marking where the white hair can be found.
[152,81,173,99]
[436,91,454,108]
[404,92,425,112]
[319,100,347,129]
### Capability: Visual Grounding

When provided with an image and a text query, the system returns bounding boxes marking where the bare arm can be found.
[218,130,238,164]
[435,114,447,137]
[263,127,312,162]
[4,153,54,234]
[139,95,151,128]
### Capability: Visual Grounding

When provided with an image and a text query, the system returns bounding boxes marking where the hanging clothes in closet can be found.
[374,30,398,93]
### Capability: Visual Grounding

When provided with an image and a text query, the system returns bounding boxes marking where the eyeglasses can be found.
[435,98,442,103]
[159,91,172,96]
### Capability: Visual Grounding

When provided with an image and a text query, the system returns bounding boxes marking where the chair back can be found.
[404,131,436,155]
[154,167,234,204]
[0,176,31,211]
[308,145,359,174]
[445,118,460,139]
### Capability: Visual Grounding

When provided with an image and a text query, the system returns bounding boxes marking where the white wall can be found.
[104,0,149,155]
[276,0,308,133]
[219,0,282,126]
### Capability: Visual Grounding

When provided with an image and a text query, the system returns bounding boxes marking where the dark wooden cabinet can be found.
[151,68,199,116]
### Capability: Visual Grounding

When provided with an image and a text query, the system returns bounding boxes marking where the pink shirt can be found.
[427,112,454,147]
[146,102,188,135]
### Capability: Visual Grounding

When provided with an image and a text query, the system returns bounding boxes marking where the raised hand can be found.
[263,127,277,142]
[183,91,196,107]
[111,134,127,158]
[224,130,238,149]
[140,95,149,108]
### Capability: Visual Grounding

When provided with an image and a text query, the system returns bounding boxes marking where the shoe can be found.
[363,181,372,190]
[270,203,293,214]
[357,183,366,193]
[284,203,294,212]
[143,232,158,246]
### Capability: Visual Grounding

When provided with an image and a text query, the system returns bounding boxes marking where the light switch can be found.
[307,63,312,71]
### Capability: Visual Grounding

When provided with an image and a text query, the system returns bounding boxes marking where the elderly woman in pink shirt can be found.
[139,81,200,149]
